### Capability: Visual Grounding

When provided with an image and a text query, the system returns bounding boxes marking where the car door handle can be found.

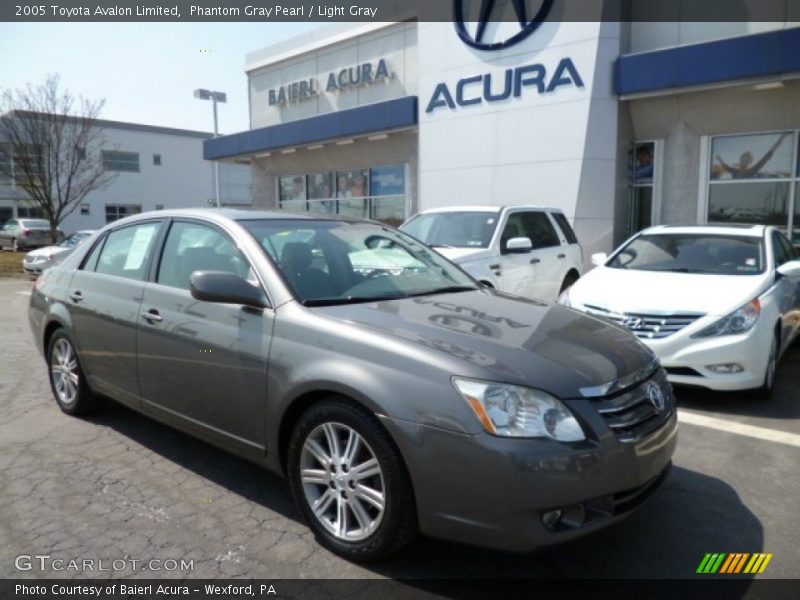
[142,309,163,324]
[557,253,566,259]
[530,258,540,264]
[489,263,502,270]
[68,290,84,303]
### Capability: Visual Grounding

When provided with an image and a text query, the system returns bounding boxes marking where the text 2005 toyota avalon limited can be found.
[29,209,676,560]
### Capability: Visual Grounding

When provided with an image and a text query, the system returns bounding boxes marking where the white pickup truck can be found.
[401,205,583,302]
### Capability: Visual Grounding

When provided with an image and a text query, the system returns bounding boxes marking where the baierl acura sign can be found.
[427,0,583,113]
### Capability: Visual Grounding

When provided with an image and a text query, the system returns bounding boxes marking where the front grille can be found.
[584,304,704,339]
[592,369,675,443]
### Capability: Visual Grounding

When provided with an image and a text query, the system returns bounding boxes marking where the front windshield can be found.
[59,232,91,248]
[608,233,765,275]
[402,211,499,249]
[240,219,478,305]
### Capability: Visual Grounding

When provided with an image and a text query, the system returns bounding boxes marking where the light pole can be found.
[193,88,227,208]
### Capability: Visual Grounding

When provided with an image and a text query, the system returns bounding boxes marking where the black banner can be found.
[3,579,800,600]
[2,0,800,23]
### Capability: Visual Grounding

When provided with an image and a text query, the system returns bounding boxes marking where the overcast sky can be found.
[0,22,321,134]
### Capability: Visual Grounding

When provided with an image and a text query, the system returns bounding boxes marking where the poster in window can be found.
[307,172,333,200]
[710,132,793,180]
[336,169,369,198]
[370,165,405,196]
[279,175,306,202]
[633,142,654,184]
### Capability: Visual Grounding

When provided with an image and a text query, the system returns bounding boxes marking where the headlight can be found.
[557,287,571,307]
[693,299,761,338]
[26,255,46,263]
[452,378,585,441]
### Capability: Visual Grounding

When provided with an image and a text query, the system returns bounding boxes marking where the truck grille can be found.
[584,304,704,339]
[592,369,675,443]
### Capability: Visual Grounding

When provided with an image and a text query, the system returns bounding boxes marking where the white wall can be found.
[417,21,623,257]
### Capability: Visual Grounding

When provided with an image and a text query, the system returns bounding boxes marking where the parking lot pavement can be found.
[1,277,798,581]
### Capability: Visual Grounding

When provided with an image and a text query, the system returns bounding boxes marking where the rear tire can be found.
[11,238,19,252]
[47,329,97,415]
[287,399,417,561]
[753,331,779,400]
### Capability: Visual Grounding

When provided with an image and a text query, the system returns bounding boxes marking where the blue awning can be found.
[616,27,800,96]
[204,96,418,160]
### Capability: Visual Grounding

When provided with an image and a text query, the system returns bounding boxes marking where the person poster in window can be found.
[307,172,334,212]
[711,132,793,180]
[633,143,654,184]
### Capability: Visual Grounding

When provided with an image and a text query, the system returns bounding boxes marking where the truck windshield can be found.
[402,212,499,249]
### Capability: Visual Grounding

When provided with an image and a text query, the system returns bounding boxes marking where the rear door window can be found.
[551,212,579,245]
[93,222,161,281]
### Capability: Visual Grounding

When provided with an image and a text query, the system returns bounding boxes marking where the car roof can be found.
[416,205,562,215]
[644,223,768,238]
[103,207,375,228]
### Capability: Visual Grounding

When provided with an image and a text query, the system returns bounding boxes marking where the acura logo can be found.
[646,382,666,412]
[454,0,554,50]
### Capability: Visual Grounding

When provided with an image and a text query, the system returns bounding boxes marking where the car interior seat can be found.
[280,241,335,300]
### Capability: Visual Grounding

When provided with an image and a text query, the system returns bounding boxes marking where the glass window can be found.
[520,211,560,249]
[633,142,655,184]
[608,233,765,275]
[82,237,105,271]
[711,132,793,180]
[551,212,579,245]
[336,169,368,199]
[501,213,526,247]
[153,154,162,166]
[105,204,142,224]
[102,150,140,173]
[80,203,90,215]
[403,211,498,249]
[157,221,252,290]
[94,222,160,281]
[241,219,476,304]
[306,172,335,214]
[0,143,11,181]
[777,231,797,260]
[771,231,792,267]
[708,182,789,226]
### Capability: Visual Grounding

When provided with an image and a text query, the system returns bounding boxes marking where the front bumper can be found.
[647,325,770,392]
[381,375,677,552]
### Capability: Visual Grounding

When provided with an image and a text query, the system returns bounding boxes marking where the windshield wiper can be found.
[429,243,454,249]
[302,296,402,307]
[405,286,478,298]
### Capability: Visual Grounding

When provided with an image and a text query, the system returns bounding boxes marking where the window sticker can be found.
[123,225,156,271]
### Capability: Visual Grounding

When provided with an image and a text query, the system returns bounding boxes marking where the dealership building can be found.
[205,18,800,256]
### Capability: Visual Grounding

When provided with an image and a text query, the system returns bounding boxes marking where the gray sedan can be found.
[0,218,62,251]
[28,209,676,560]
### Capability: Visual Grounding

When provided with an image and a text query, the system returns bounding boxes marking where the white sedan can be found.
[560,225,800,397]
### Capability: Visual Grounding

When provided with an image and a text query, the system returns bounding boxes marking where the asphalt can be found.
[0,278,798,582]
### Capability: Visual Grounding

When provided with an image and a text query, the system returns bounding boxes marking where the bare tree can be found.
[0,74,116,242]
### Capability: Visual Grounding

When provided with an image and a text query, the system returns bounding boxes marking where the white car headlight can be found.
[693,299,761,338]
[453,378,585,441]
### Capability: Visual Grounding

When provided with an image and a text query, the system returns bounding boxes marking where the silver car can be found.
[0,218,62,251]
[23,230,96,277]
[29,209,676,560]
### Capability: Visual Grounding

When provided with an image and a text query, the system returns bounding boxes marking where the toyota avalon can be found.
[29,209,676,560]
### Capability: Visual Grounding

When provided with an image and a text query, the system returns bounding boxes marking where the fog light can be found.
[706,363,744,374]
[560,504,586,528]
[541,510,563,530]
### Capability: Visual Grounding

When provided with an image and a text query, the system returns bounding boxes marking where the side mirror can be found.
[591,252,608,267]
[503,236,533,254]
[190,271,268,309]
[777,260,800,278]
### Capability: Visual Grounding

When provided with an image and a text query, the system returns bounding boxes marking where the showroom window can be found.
[628,141,660,235]
[277,165,407,227]
[707,131,800,241]
[105,204,142,223]
[102,150,140,173]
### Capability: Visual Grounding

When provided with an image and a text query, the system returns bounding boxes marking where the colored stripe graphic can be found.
[699,553,773,574]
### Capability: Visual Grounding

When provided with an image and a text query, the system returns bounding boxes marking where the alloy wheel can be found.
[50,338,79,406]
[299,422,386,542]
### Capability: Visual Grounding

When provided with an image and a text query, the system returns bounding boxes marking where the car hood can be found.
[571,266,771,317]
[25,245,70,259]
[433,247,492,263]
[314,290,654,399]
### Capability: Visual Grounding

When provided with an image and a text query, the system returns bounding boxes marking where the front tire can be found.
[287,400,417,561]
[11,238,19,252]
[47,330,96,415]
[754,331,779,400]
[559,271,579,294]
